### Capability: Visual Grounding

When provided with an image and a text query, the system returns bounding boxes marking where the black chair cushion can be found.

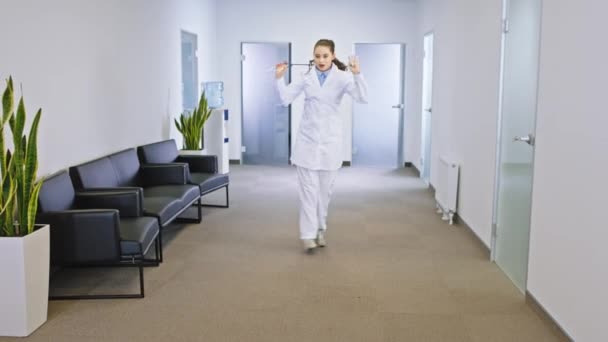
[70,157,120,190]
[141,196,183,226]
[108,149,142,186]
[144,185,200,205]
[38,171,75,212]
[138,139,179,164]
[119,217,159,256]
[190,173,229,194]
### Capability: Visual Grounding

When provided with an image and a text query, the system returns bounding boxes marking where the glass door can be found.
[241,42,291,165]
[421,34,434,182]
[492,0,542,292]
[181,31,198,113]
[352,43,404,168]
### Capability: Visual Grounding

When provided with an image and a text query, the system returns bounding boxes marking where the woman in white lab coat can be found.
[275,39,368,253]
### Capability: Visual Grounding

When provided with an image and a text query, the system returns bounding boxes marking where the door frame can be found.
[240,41,292,164]
[351,42,406,168]
[490,0,542,292]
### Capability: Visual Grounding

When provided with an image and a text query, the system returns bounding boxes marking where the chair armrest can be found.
[74,187,143,217]
[36,209,121,265]
[140,163,189,186]
[175,155,217,173]
[176,155,218,173]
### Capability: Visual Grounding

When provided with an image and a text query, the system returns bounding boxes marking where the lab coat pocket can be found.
[326,115,343,141]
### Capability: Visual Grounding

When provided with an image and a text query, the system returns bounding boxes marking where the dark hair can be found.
[314,39,347,71]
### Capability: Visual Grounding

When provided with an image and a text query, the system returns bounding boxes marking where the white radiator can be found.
[435,156,459,225]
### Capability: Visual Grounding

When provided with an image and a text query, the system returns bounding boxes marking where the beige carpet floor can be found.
[1,165,566,341]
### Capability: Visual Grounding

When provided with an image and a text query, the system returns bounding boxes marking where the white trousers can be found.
[296,166,338,240]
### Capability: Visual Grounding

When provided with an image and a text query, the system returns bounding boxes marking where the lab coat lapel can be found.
[322,66,335,88]
[306,70,322,90]
[312,66,335,89]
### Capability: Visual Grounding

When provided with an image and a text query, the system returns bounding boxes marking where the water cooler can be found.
[202,82,229,174]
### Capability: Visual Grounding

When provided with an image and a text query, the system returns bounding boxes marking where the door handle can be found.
[392,104,404,109]
[513,134,535,146]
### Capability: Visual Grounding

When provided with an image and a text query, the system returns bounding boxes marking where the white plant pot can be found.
[179,149,207,156]
[0,225,50,337]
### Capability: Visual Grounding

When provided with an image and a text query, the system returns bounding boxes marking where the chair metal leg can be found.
[139,264,145,298]
[49,264,145,300]
[174,197,203,223]
[157,226,163,263]
[201,185,230,208]
[175,197,203,224]
[198,197,202,221]
[155,236,159,260]
[142,236,161,267]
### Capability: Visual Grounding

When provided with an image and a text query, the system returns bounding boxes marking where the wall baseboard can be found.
[404,162,422,177]
[423,178,570,341]
[423,182,489,257]
[413,165,421,177]
[458,215,571,341]
[454,213,491,258]
[525,291,573,341]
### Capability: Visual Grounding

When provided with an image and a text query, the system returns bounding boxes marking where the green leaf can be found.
[23,109,41,233]
[26,181,42,235]
[0,79,43,236]
[2,77,14,125]
[176,91,212,151]
[11,97,26,154]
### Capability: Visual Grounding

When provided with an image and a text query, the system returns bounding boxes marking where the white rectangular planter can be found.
[204,109,230,174]
[0,225,50,337]
[179,149,207,156]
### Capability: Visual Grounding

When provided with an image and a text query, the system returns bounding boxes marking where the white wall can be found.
[422,0,608,339]
[420,0,502,245]
[527,0,608,340]
[0,0,217,177]
[216,0,422,163]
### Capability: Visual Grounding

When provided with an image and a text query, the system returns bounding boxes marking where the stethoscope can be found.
[266,61,313,74]
[271,59,352,74]
[291,59,355,73]
[288,60,315,74]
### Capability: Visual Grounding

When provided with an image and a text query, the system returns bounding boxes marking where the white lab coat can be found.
[276,67,369,171]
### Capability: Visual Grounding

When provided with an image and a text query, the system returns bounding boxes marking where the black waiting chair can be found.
[69,148,202,263]
[36,170,160,300]
[137,139,230,208]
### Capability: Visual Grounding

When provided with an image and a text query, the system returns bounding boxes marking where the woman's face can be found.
[313,46,334,71]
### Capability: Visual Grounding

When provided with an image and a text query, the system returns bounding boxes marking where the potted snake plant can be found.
[0,77,49,337]
[174,91,213,155]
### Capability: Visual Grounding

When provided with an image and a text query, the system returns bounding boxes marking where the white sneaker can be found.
[302,239,317,253]
[316,230,326,247]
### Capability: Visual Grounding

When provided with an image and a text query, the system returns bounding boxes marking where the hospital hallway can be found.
[2,165,565,342]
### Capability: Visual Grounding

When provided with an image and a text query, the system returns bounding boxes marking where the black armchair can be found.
[69,148,202,263]
[36,171,160,300]
[138,139,230,208]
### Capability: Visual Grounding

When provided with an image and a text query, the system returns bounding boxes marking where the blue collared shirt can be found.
[315,66,331,86]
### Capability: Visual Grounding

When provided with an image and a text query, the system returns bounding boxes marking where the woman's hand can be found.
[349,56,361,75]
[275,62,288,79]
